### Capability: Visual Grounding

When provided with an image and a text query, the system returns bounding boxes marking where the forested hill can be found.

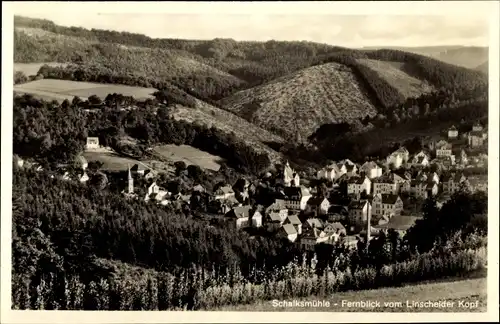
[14,15,488,142]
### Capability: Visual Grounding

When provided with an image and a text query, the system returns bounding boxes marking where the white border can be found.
[2,1,499,323]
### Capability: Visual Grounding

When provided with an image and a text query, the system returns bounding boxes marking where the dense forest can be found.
[15,16,488,113]
[13,93,271,174]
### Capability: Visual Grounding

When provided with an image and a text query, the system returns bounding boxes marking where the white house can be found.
[441,173,470,195]
[436,141,453,157]
[284,214,302,234]
[214,185,236,200]
[472,122,484,132]
[86,137,100,150]
[276,186,312,211]
[448,125,459,139]
[410,151,430,168]
[347,176,372,196]
[372,173,403,195]
[359,161,383,179]
[79,172,90,183]
[317,164,341,181]
[266,201,289,223]
[411,181,438,199]
[250,210,263,228]
[387,147,410,169]
[225,206,252,229]
[468,131,486,148]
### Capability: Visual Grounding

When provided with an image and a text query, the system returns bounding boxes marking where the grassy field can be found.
[13,79,157,102]
[14,62,68,76]
[83,150,151,172]
[216,277,487,312]
[219,62,378,140]
[171,99,284,163]
[153,144,224,171]
[357,59,435,99]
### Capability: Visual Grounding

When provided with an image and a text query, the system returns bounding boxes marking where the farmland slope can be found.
[356,59,435,99]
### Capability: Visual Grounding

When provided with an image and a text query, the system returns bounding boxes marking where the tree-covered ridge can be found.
[13,94,271,174]
[14,15,488,114]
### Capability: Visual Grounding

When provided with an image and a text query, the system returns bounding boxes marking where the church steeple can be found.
[128,164,134,194]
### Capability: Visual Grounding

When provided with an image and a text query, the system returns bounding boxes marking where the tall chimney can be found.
[366,201,371,247]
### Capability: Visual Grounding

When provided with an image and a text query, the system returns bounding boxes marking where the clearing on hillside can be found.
[357,59,435,99]
[170,99,284,164]
[216,277,486,312]
[14,62,68,76]
[219,62,378,140]
[14,79,157,102]
[83,150,151,172]
[153,144,224,172]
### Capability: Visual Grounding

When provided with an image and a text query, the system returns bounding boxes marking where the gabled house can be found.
[348,200,372,226]
[78,172,90,183]
[218,195,241,214]
[304,218,325,231]
[372,173,403,195]
[214,185,236,200]
[468,130,486,148]
[131,163,147,175]
[300,226,329,251]
[317,164,341,181]
[347,176,372,197]
[448,125,459,139]
[416,171,440,184]
[327,204,349,222]
[345,164,358,177]
[265,201,289,223]
[372,194,403,218]
[306,197,331,216]
[192,184,206,193]
[372,215,422,237]
[436,141,453,157]
[359,161,383,179]
[225,206,252,229]
[277,224,298,243]
[250,210,263,228]
[276,186,312,210]
[323,222,347,242]
[441,173,469,195]
[284,214,302,234]
[458,150,469,166]
[86,137,100,150]
[387,147,409,169]
[411,180,438,199]
[410,151,430,168]
[472,122,484,132]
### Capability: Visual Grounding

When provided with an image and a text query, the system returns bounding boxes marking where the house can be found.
[300,226,329,251]
[306,197,331,216]
[372,173,403,195]
[131,163,147,175]
[472,122,484,132]
[387,147,409,169]
[372,215,423,237]
[336,163,348,178]
[277,224,298,243]
[448,125,459,139]
[304,218,325,231]
[283,161,300,187]
[327,204,349,222]
[78,172,90,183]
[214,185,236,200]
[359,161,383,179]
[436,141,453,157]
[458,150,469,166]
[192,184,206,193]
[61,171,71,181]
[323,222,347,239]
[276,186,312,210]
[372,194,403,218]
[317,164,341,181]
[225,206,252,229]
[416,171,440,184]
[468,131,486,148]
[411,180,438,199]
[410,151,430,168]
[347,176,372,197]
[348,200,372,226]
[441,173,469,195]
[86,137,100,150]
[345,164,358,177]
[250,210,263,228]
[265,201,289,223]
[284,214,302,234]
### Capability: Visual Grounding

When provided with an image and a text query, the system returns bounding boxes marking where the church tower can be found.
[127,164,134,194]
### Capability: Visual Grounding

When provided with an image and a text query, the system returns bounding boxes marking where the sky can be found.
[10,3,492,48]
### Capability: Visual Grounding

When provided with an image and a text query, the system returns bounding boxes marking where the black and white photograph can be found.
[1,1,499,323]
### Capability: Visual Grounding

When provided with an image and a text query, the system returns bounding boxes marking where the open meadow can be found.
[13,79,157,102]
[14,62,68,76]
[82,150,150,172]
[153,144,224,171]
[216,277,487,312]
